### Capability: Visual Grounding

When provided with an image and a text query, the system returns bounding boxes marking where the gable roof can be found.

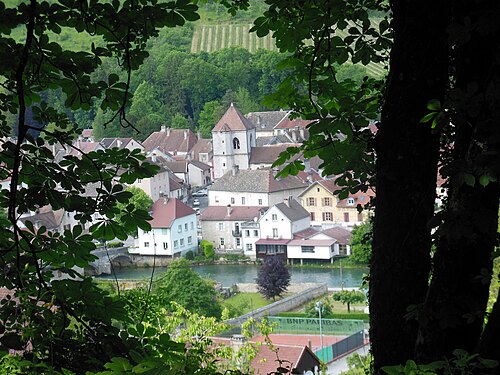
[142,128,198,154]
[251,343,320,375]
[163,161,188,174]
[200,206,265,221]
[189,160,211,171]
[274,199,310,221]
[320,226,352,244]
[212,103,255,132]
[246,110,288,132]
[190,137,212,155]
[19,206,64,230]
[211,169,308,194]
[149,198,194,228]
[100,137,141,149]
[274,115,314,130]
[249,144,301,165]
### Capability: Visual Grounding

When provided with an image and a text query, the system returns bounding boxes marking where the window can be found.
[231,197,235,204]
[220,238,225,246]
[215,196,219,203]
[254,230,259,237]
[272,214,278,221]
[163,242,168,249]
[188,236,192,244]
[310,212,315,221]
[190,222,194,230]
[180,238,184,246]
[144,230,150,234]
[323,212,332,221]
[301,246,315,253]
[233,137,241,149]
[245,230,250,237]
[184,223,188,231]
[174,240,178,248]
[63,224,71,231]
[307,197,316,206]
[218,222,224,230]
[246,244,253,251]
[241,197,245,204]
[347,197,355,206]
[339,244,348,255]
[317,188,320,192]
[178,225,182,233]
[258,199,262,205]
[137,179,142,183]
[236,238,241,247]
[344,212,350,222]
[272,228,279,238]
[144,242,150,247]
[323,197,332,206]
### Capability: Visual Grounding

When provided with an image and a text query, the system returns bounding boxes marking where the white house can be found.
[199,205,265,255]
[100,137,144,152]
[255,198,310,260]
[130,159,171,202]
[287,226,352,264]
[133,197,197,257]
[208,167,308,207]
[188,160,212,188]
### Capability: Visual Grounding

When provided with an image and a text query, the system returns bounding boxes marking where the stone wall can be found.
[225,283,328,326]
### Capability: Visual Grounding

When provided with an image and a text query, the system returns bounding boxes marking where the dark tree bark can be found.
[370,1,451,372]
[416,0,500,362]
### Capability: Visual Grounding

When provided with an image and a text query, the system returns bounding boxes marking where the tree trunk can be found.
[417,0,500,362]
[478,288,500,372]
[370,1,451,372]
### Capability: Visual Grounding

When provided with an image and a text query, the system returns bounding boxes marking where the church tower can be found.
[212,103,256,179]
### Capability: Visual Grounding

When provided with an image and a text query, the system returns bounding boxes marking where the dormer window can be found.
[233,137,240,149]
[347,197,355,206]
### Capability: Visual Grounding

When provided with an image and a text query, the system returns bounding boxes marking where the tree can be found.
[349,220,373,265]
[305,300,334,318]
[155,259,223,318]
[256,257,290,301]
[201,239,215,259]
[170,112,190,129]
[0,0,209,373]
[115,186,153,235]
[245,0,500,372]
[332,290,366,313]
[198,100,226,137]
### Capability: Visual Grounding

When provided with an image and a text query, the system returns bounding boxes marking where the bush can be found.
[185,250,195,260]
[107,241,124,248]
[305,301,334,318]
[201,240,215,259]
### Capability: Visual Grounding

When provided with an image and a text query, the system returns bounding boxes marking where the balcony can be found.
[232,229,242,237]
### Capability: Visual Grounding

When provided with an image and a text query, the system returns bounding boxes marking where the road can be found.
[326,344,371,374]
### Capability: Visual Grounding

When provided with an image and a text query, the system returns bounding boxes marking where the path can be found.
[326,344,371,374]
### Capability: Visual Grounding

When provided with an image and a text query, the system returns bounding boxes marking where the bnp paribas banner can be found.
[268,317,365,335]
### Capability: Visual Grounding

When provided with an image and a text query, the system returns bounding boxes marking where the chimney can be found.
[163,197,168,205]
[184,129,188,139]
[161,125,166,132]
[231,165,239,176]
[284,197,290,207]
[291,130,297,142]
[227,205,232,216]
[151,153,157,162]
[197,131,202,139]
[116,139,122,148]
[166,127,170,136]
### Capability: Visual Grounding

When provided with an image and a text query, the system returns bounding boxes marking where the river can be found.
[96,264,368,288]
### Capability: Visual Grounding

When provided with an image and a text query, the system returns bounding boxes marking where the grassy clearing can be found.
[222,292,271,313]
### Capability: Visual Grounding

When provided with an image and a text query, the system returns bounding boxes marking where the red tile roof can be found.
[149,198,195,228]
[320,226,352,244]
[274,116,314,130]
[249,144,301,165]
[142,128,198,154]
[213,104,255,132]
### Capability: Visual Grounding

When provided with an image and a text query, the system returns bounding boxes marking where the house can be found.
[248,144,301,170]
[100,137,144,152]
[246,109,288,138]
[255,198,310,260]
[287,226,352,264]
[132,197,197,257]
[162,160,189,185]
[199,205,265,254]
[142,126,198,157]
[298,179,374,227]
[189,134,213,165]
[19,205,79,233]
[273,115,312,142]
[188,160,212,187]
[208,167,308,208]
[130,160,171,201]
[68,140,104,158]
[212,103,256,179]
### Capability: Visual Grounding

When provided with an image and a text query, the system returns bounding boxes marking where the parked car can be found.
[193,199,200,206]
[192,188,208,197]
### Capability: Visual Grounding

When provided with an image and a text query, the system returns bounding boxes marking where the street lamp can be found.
[315,301,324,353]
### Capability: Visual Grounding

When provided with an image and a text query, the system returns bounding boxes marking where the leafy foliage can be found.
[201,239,216,259]
[349,220,373,265]
[305,300,334,318]
[256,257,291,300]
[155,259,223,318]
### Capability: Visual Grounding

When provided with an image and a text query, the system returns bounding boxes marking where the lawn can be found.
[222,292,274,317]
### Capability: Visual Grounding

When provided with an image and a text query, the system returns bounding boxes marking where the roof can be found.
[189,160,211,171]
[299,179,374,207]
[68,141,102,157]
[274,115,314,130]
[19,206,64,230]
[251,343,319,375]
[274,199,310,221]
[212,103,255,132]
[200,206,265,221]
[163,161,188,174]
[169,177,182,192]
[81,129,93,138]
[255,238,290,245]
[320,226,352,244]
[210,169,308,194]
[246,110,288,132]
[100,137,140,149]
[293,227,320,239]
[190,137,212,156]
[142,128,198,154]
[249,144,301,165]
[149,198,194,228]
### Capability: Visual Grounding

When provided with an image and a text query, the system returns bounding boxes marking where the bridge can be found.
[88,246,134,275]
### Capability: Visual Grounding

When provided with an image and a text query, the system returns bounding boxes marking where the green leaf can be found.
[426,99,441,111]
[464,173,475,187]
